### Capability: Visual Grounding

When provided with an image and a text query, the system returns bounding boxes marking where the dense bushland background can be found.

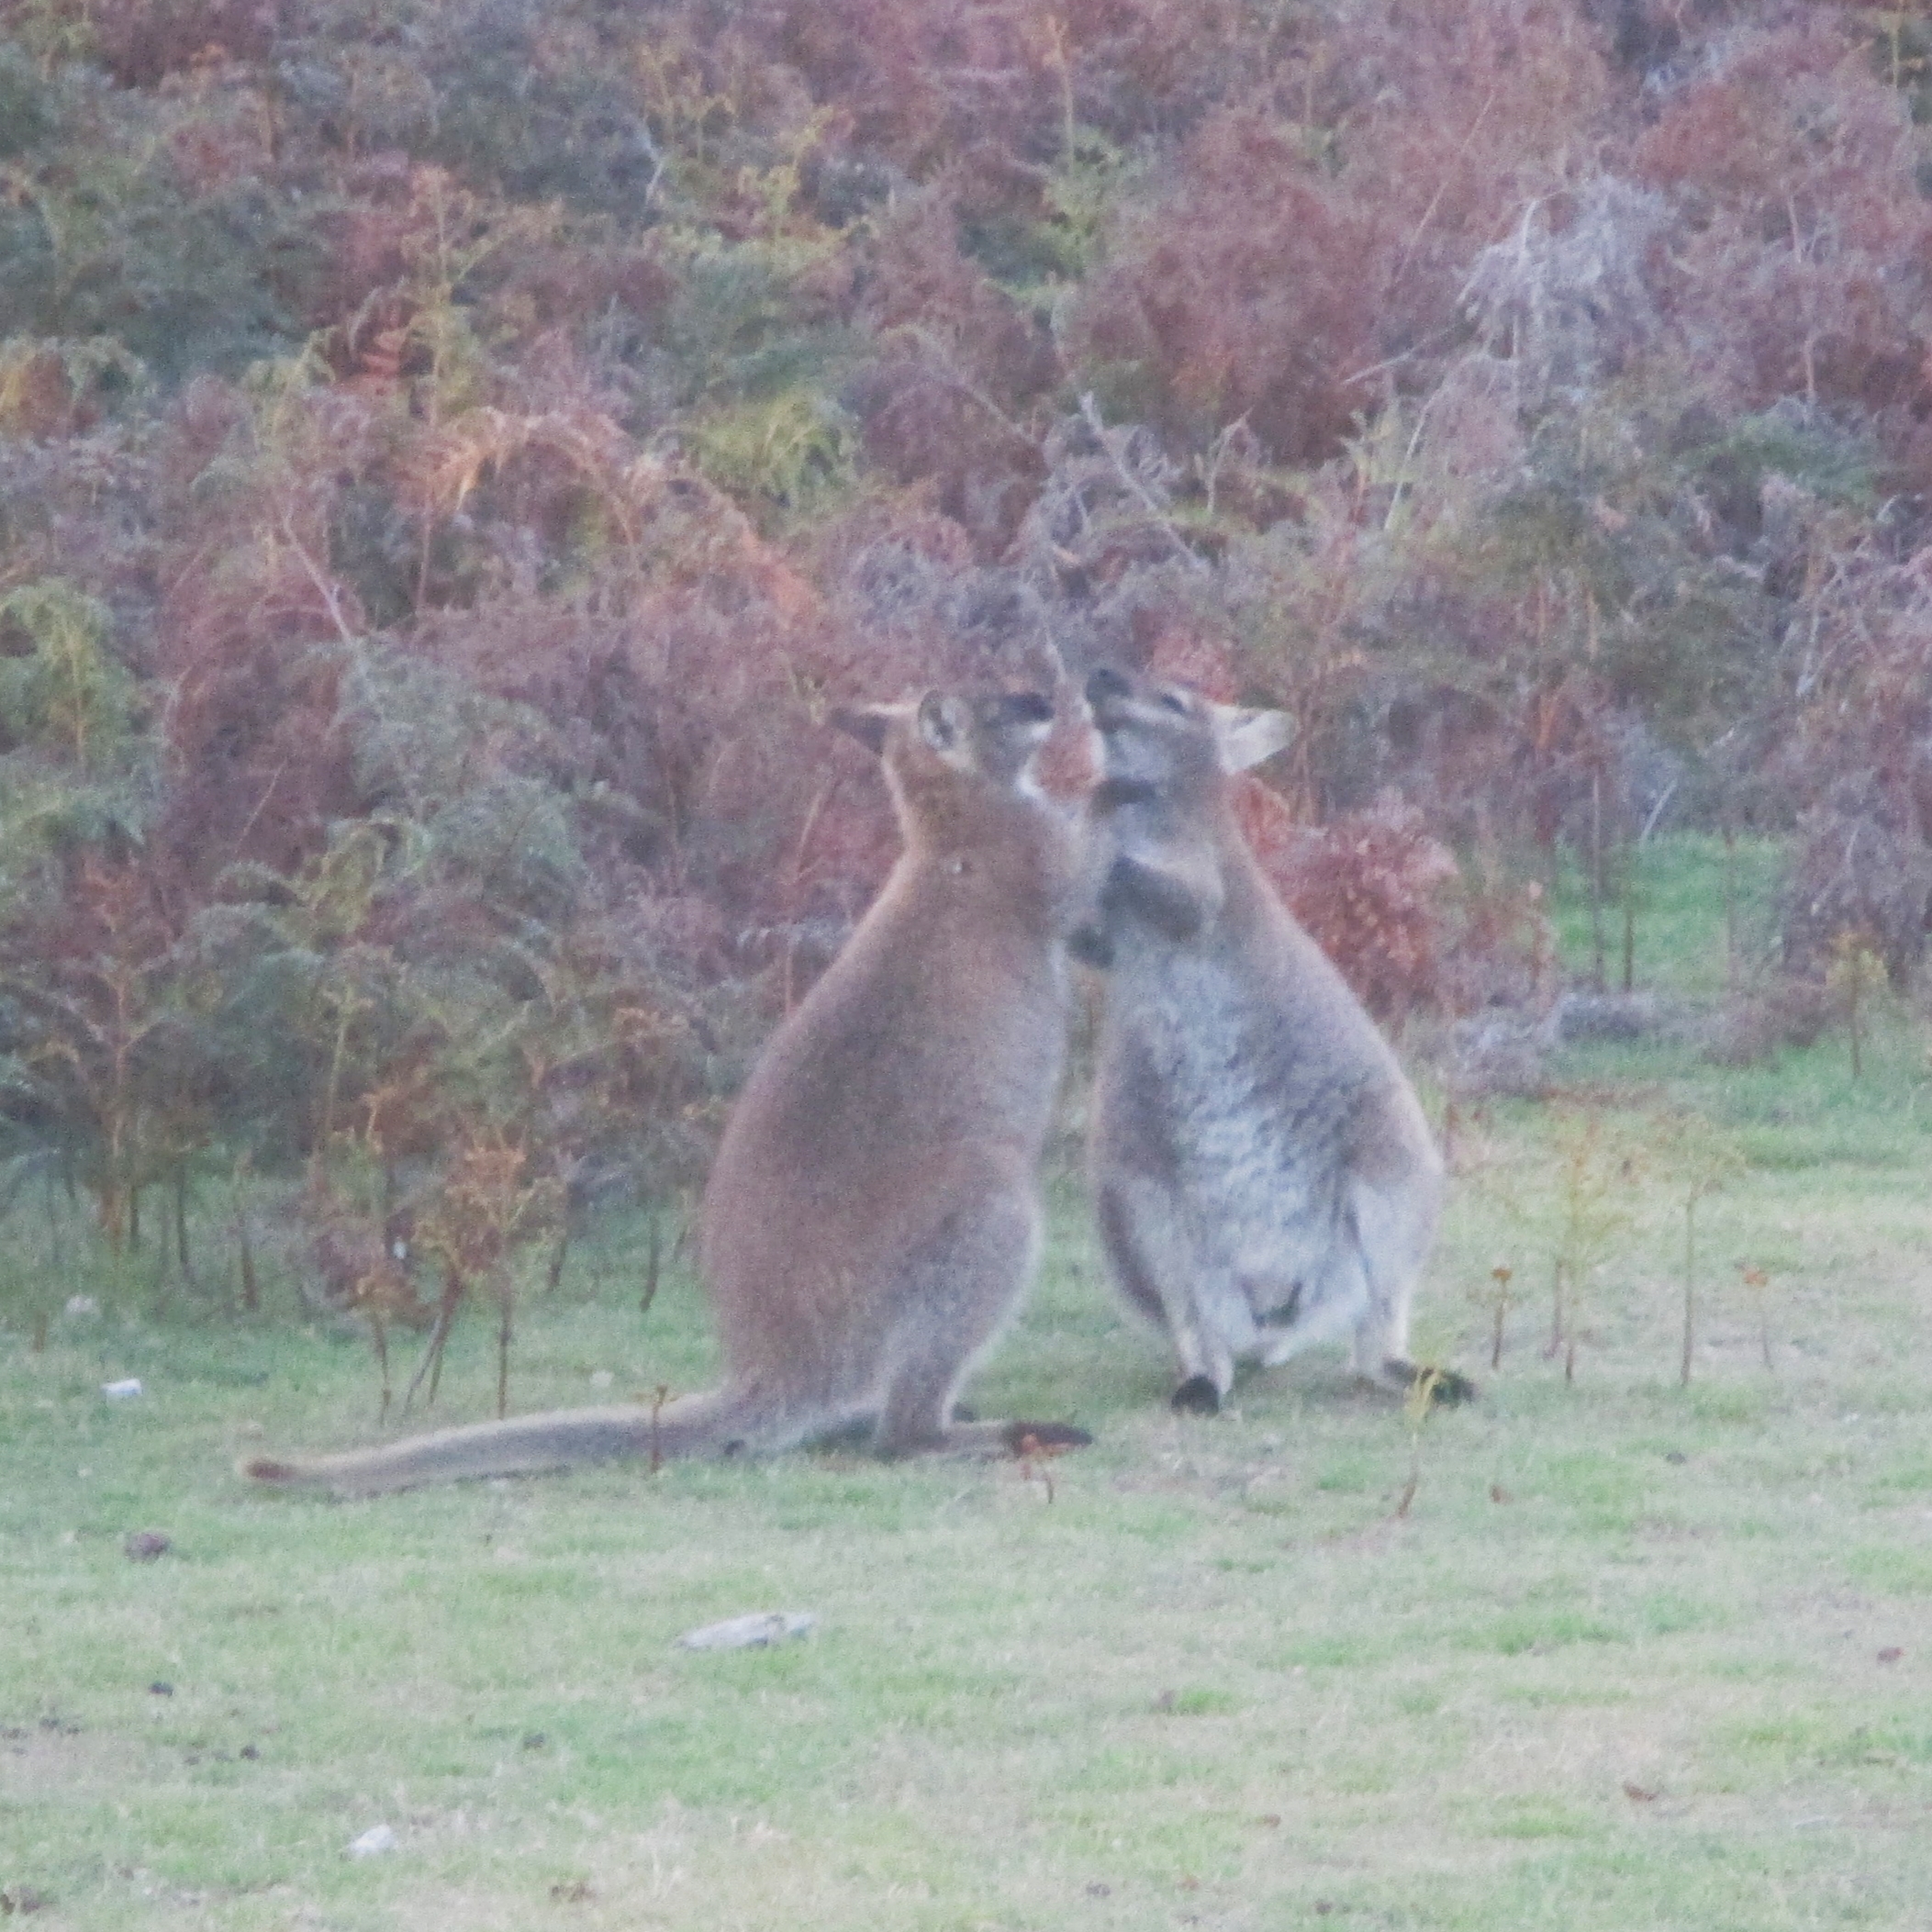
[3,0,1930,1323]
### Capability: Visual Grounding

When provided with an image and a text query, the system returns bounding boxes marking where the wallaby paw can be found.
[1000,1420,1095,1454]
[1170,1375,1222,1416]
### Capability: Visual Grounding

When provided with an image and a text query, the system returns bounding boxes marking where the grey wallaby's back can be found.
[241,687,1091,1495]
[1078,665,1471,1414]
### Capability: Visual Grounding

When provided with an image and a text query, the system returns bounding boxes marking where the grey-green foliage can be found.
[961,125,1134,296]
[1700,402,1877,513]
[425,773,586,924]
[0,55,306,383]
[660,233,861,408]
[0,580,156,914]
[0,578,132,763]
[191,832,409,1161]
[184,636,601,1160]
[274,0,663,216]
[1458,391,1788,749]
[0,41,58,160]
[687,385,855,520]
[335,641,586,920]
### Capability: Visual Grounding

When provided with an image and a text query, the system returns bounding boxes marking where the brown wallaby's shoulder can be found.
[712,689,1079,1172]
[242,684,1092,1495]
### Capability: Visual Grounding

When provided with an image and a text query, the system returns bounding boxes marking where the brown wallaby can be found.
[1076,665,1474,1415]
[242,689,1091,1494]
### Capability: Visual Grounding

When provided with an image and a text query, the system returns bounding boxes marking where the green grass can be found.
[4,838,1930,1929]
[1545,831,1788,1000]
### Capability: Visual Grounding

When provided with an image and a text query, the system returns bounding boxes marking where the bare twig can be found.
[888,329,1044,453]
[278,512,359,646]
[641,1211,663,1318]
[649,1382,671,1475]
[1393,85,1500,290]
[1077,393,1208,575]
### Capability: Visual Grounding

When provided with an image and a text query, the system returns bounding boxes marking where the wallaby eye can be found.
[1158,691,1189,716]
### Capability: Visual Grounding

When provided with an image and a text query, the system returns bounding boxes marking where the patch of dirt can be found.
[0,1713,173,1804]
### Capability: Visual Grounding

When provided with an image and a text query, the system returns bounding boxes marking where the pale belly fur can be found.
[1120,949,1372,1341]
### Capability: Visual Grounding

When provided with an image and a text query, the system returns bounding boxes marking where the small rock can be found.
[123,1532,171,1562]
[588,1369,614,1389]
[64,1296,99,1319]
[148,1682,173,1697]
[347,1824,397,1859]
[1552,990,1673,1044]
[676,1611,815,1652]
[100,1379,143,1401]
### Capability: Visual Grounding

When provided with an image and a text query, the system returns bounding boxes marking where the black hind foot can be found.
[1171,1375,1222,1416]
[1389,1360,1478,1405]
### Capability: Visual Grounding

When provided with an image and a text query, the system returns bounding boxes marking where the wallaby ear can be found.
[830,705,899,757]
[1213,706,1292,773]
[916,690,972,757]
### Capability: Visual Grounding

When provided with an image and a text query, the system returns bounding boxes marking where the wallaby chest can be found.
[1105,932,1365,1217]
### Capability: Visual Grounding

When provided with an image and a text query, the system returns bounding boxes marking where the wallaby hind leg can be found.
[1345,1177,1476,1402]
[1097,1174,1235,1413]
[871,1183,1082,1457]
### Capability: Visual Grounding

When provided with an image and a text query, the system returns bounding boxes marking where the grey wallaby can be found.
[242,688,1091,1494]
[1076,664,1474,1414]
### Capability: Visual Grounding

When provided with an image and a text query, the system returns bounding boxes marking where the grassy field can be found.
[4,841,1930,1930]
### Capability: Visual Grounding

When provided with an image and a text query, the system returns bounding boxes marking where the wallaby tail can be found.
[240,1389,749,1496]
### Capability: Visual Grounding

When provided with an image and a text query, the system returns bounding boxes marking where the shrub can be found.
[1268,793,1460,1026]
